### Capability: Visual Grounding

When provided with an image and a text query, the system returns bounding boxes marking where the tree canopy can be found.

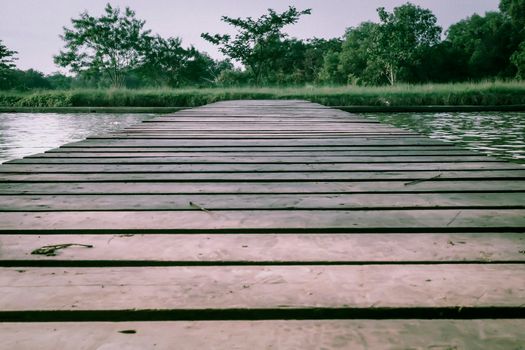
[54,4,151,87]
[2,0,525,91]
[201,6,311,85]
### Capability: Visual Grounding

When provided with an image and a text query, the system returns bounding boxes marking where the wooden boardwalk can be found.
[0,100,524,349]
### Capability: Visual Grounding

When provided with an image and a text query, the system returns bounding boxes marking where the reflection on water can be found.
[0,113,155,163]
[363,112,525,163]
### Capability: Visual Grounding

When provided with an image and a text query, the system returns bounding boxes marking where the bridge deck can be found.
[0,100,524,349]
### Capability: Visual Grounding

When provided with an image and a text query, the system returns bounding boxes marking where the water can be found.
[0,113,155,163]
[363,112,525,164]
[0,112,524,164]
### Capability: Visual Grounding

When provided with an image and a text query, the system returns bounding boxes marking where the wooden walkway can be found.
[0,100,524,349]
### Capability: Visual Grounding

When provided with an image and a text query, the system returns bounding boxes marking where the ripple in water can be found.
[363,112,525,163]
[0,113,155,163]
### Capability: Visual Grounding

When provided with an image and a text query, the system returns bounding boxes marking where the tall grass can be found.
[1,81,524,107]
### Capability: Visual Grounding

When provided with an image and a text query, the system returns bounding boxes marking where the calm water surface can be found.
[364,112,525,163]
[0,113,154,163]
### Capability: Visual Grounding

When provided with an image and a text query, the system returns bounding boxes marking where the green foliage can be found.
[0,40,18,89]
[1,82,524,108]
[138,36,188,87]
[15,91,73,107]
[511,42,525,79]
[374,4,441,85]
[321,4,442,86]
[201,6,311,84]
[500,0,525,28]
[0,40,17,71]
[4,1,525,90]
[54,3,151,87]
[445,12,521,79]
[333,22,383,85]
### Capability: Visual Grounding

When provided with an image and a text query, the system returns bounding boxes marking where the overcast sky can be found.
[0,0,499,74]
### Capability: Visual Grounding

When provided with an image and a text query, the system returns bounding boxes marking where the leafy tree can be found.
[373,3,442,85]
[446,12,520,79]
[318,50,344,84]
[302,38,342,83]
[180,50,232,86]
[0,40,17,71]
[46,72,74,90]
[201,6,311,85]
[500,0,525,28]
[0,40,18,89]
[18,69,51,90]
[54,3,151,87]
[138,36,189,87]
[336,22,383,85]
[511,42,525,79]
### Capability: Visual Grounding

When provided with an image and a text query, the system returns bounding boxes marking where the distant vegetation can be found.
[1,82,524,108]
[0,0,524,94]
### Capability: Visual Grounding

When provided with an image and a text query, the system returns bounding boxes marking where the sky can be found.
[0,0,500,74]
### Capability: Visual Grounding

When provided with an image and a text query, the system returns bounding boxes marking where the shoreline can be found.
[1,105,524,114]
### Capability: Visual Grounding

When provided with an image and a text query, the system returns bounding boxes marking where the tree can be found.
[318,50,344,84]
[0,40,18,89]
[335,22,383,85]
[500,0,525,29]
[180,50,232,86]
[138,35,189,87]
[373,3,442,85]
[0,40,17,71]
[54,3,151,87]
[46,72,74,90]
[446,12,520,79]
[511,42,525,79]
[201,6,311,85]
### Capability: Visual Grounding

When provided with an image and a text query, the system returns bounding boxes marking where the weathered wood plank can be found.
[27,150,481,157]
[0,162,520,173]
[9,155,496,164]
[0,178,525,195]
[1,180,523,193]
[63,138,449,147]
[1,193,523,211]
[1,320,523,350]
[0,171,525,185]
[0,209,524,231]
[0,265,524,310]
[48,146,465,152]
[2,233,524,262]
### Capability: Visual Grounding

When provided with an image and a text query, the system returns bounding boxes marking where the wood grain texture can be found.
[1,99,524,341]
[1,320,524,350]
[1,264,524,310]
[1,233,524,263]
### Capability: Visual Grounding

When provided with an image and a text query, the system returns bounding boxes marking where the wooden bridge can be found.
[0,100,524,349]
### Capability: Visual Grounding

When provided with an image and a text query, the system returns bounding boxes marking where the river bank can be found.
[1,82,525,110]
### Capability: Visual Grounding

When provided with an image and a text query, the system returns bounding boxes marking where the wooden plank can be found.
[2,232,524,262]
[1,193,523,211]
[1,209,524,231]
[94,134,419,139]
[1,180,524,193]
[48,146,465,152]
[8,155,497,164]
[0,162,520,173]
[0,171,524,185]
[62,138,449,147]
[1,320,523,350]
[27,150,482,157]
[142,118,382,122]
[0,264,524,310]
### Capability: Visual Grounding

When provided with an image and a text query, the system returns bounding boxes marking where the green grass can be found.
[1,81,525,108]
